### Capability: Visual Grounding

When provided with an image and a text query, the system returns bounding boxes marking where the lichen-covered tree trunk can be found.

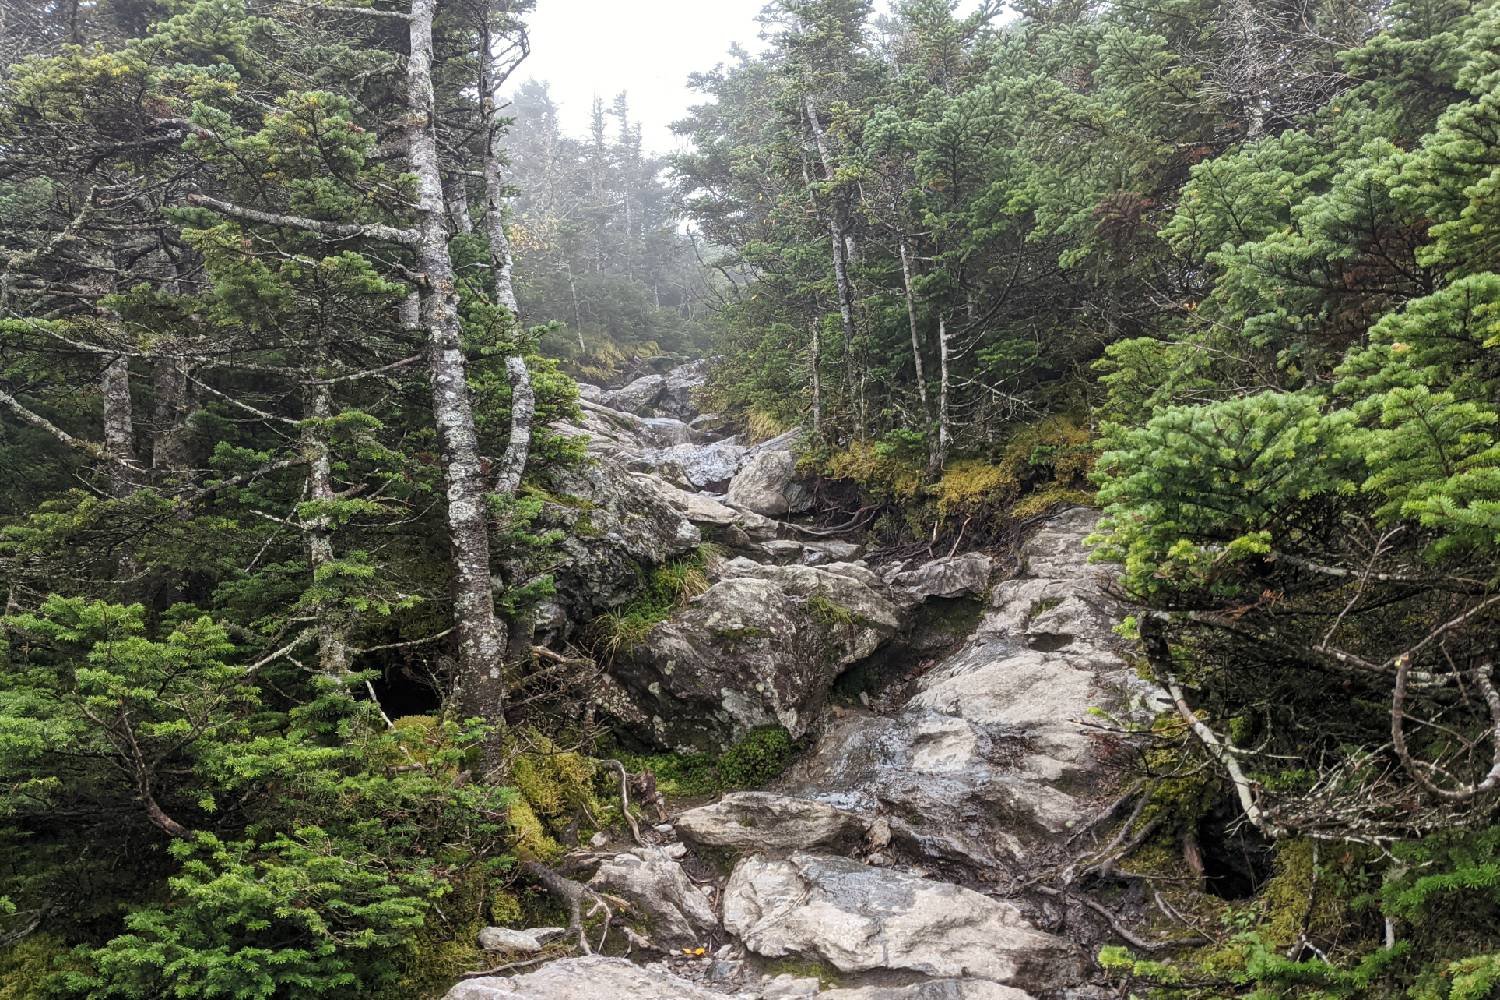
[406,0,506,731]
[302,382,349,676]
[899,240,929,414]
[479,5,533,500]
[101,353,136,497]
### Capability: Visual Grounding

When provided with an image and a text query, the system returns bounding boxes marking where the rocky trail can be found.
[447,361,1166,1000]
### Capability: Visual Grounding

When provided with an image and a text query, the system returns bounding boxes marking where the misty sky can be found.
[520,0,769,153]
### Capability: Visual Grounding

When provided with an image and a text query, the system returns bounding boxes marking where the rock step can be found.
[450,956,1038,999]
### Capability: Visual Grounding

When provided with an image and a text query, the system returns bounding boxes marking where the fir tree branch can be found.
[185,194,418,245]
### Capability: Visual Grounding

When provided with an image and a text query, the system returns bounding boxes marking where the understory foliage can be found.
[0,0,652,995]
[682,0,1500,995]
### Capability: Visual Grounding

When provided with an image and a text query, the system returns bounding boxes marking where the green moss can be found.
[821,437,925,502]
[620,726,796,800]
[591,548,717,656]
[507,729,608,859]
[717,727,794,788]
[805,593,857,627]
[488,888,524,927]
[765,957,843,988]
[507,798,560,860]
[378,876,487,1000]
[0,934,72,999]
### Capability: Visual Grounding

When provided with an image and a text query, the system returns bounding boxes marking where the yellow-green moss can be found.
[507,797,560,860]
[0,934,72,1000]
[934,416,1095,519]
[766,957,843,988]
[379,876,488,1000]
[747,408,794,443]
[824,439,925,502]
[934,459,1013,516]
[488,888,524,927]
[506,728,612,858]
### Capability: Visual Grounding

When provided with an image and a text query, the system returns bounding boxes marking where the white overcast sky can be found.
[520,0,770,154]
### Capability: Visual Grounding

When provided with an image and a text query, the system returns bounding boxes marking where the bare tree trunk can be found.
[446,173,474,235]
[406,0,506,732]
[829,220,857,403]
[805,95,859,413]
[151,356,189,473]
[935,315,951,471]
[102,354,136,497]
[479,9,533,500]
[899,240,930,414]
[810,318,823,438]
[303,382,350,676]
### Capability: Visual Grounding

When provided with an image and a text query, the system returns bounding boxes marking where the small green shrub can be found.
[717,727,794,788]
[622,727,795,799]
[591,548,717,656]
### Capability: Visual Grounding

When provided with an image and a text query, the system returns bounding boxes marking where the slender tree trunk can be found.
[303,382,350,676]
[935,315,951,471]
[478,8,534,501]
[150,356,189,473]
[446,173,474,235]
[102,354,136,497]
[406,0,506,732]
[830,221,856,404]
[899,240,930,415]
[810,318,823,438]
[804,97,859,418]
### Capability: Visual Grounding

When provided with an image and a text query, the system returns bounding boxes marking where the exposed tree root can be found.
[520,860,613,955]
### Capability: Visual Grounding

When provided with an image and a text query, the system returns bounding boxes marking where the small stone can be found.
[663,842,688,859]
[476,926,544,954]
[761,973,822,998]
[589,831,609,848]
[706,960,742,982]
[655,823,675,834]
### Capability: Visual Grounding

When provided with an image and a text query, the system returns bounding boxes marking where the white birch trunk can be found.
[899,241,930,413]
[303,382,350,676]
[406,0,506,725]
[102,354,136,497]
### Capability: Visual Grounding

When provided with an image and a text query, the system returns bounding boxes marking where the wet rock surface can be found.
[445,362,1146,1000]
[723,852,1078,987]
[677,792,871,853]
[588,847,717,947]
[609,557,899,747]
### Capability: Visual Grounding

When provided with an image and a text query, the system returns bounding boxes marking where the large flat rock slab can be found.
[822,984,1036,1000]
[782,508,1157,873]
[447,957,730,999]
[723,853,1077,987]
[677,792,870,852]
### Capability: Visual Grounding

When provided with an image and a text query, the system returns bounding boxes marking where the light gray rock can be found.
[723,853,1076,987]
[727,450,814,517]
[657,359,713,420]
[445,957,732,1000]
[761,974,822,998]
[608,560,898,748]
[676,792,868,852]
[589,847,716,947]
[891,553,994,606]
[782,508,1147,872]
[820,983,1036,1000]
[648,439,748,490]
[801,540,862,565]
[541,460,700,628]
[641,416,698,448]
[476,928,540,954]
[600,372,668,416]
[759,539,804,561]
